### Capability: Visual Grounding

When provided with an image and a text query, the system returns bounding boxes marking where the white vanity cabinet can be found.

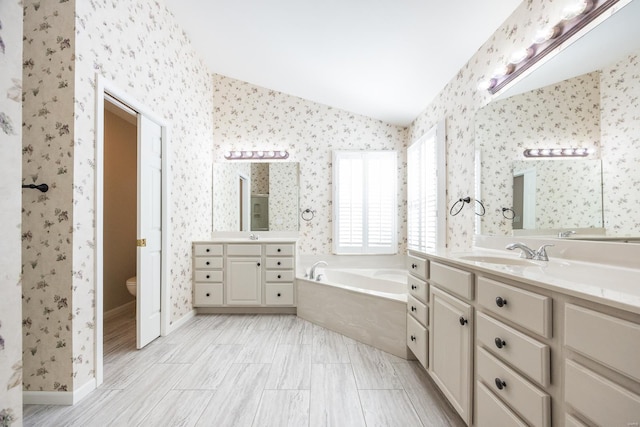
[406,252,429,368]
[429,262,474,426]
[192,240,296,309]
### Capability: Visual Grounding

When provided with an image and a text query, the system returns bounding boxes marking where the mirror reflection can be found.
[213,162,299,232]
[475,1,640,238]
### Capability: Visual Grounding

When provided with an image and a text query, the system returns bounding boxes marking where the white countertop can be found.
[422,248,640,315]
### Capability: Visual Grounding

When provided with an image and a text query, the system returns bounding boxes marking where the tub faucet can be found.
[506,242,554,261]
[309,261,327,280]
[249,233,259,240]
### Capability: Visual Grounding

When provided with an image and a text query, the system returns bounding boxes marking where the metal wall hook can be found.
[22,183,49,193]
[301,208,316,221]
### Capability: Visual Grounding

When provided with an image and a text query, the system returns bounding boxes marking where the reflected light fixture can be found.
[479,0,619,95]
[523,147,591,158]
[224,150,289,160]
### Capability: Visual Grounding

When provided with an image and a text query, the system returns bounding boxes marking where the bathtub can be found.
[296,267,410,359]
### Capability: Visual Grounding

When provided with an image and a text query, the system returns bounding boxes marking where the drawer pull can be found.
[257,262,261,267]
[277,293,281,297]
[410,335,416,342]
[459,316,468,326]
[206,248,210,253]
[494,337,506,349]
[205,293,210,297]
[495,296,507,308]
[411,263,417,269]
[411,306,417,312]
[411,284,417,290]
[277,275,282,279]
[494,378,507,390]
[206,261,210,266]
[206,275,210,279]
[277,261,281,266]
[277,248,282,252]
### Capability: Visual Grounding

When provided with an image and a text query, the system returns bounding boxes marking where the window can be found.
[407,121,446,253]
[333,151,397,254]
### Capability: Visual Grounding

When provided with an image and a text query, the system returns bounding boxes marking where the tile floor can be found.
[24,309,465,426]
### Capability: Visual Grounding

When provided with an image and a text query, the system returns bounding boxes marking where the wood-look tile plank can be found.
[234,328,283,363]
[393,361,466,427]
[252,390,310,427]
[278,317,318,345]
[312,329,351,363]
[358,389,424,427]
[196,363,271,427]
[138,390,213,427]
[347,343,403,390]
[309,363,366,427]
[174,344,242,390]
[265,344,312,390]
[161,329,222,364]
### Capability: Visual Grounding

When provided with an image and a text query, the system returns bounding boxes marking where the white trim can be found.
[513,167,537,229]
[104,300,135,321]
[433,119,447,252]
[95,74,172,387]
[166,309,197,334]
[23,379,96,405]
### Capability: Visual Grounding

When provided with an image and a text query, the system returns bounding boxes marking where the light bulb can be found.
[509,47,534,65]
[493,64,515,77]
[562,0,593,20]
[552,149,563,156]
[529,149,540,156]
[477,78,497,91]
[541,149,551,156]
[533,24,561,44]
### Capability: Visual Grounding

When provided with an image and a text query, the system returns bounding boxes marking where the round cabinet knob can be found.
[206,275,210,279]
[410,335,416,342]
[411,263,417,269]
[277,293,281,297]
[411,285,417,290]
[459,316,468,326]
[277,262,281,266]
[277,275,282,279]
[495,378,506,390]
[277,248,282,252]
[206,293,210,297]
[495,337,506,349]
[206,261,210,265]
[495,296,507,308]
[206,248,210,253]
[411,306,417,312]
[257,262,261,267]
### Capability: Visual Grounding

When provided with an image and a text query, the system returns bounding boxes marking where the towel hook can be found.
[22,183,49,193]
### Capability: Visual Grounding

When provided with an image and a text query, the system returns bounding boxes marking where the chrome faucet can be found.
[506,242,554,261]
[558,230,576,238]
[308,261,327,280]
[249,233,259,240]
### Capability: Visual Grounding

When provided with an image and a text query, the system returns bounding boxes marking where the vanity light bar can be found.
[523,148,590,158]
[478,0,619,94]
[224,150,289,160]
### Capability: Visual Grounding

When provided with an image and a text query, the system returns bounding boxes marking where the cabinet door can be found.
[429,286,473,425]
[226,257,262,305]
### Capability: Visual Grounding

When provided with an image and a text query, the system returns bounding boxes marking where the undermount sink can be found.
[457,255,538,266]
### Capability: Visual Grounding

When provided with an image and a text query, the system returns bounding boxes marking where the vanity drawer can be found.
[194,270,223,282]
[476,381,527,427]
[265,244,294,256]
[265,271,294,283]
[227,244,262,256]
[265,257,294,270]
[477,347,550,427]
[407,294,428,327]
[565,414,588,427]
[407,254,428,281]
[430,262,473,300]
[194,244,223,256]
[407,313,428,368]
[194,257,223,270]
[194,283,223,306]
[565,303,640,382]
[265,284,294,305]
[477,277,552,338]
[565,359,640,427]
[476,312,550,387]
[408,274,428,303]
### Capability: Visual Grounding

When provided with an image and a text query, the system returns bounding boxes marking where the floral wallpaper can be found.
[22,0,214,394]
[475,72,601,235]
[1,0,24,423]
[213,74,408,254]
[601,49,640,236]
[268,163,299,231]
[22,0,76,394]
[212,162,252,231]
[251,163,269,194]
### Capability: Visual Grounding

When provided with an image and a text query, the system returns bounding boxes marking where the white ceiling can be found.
[165,0,522,126]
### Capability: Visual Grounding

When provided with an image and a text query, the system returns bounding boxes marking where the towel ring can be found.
[502,207,515,220]
[301,208,316,221]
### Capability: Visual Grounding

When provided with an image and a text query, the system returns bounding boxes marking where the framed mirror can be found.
[213,162,300,232]
[475,0,640,238]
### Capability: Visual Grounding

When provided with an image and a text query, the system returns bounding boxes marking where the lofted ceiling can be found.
[165,0,522,126]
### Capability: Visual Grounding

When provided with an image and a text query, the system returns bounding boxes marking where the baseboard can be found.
[104,300,135,321]
[23,378,96,405]
[166,309,196,334]
[196,307,297,315]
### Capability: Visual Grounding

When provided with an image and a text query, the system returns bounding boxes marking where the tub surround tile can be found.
[196,363,271,427]
[358,389,423,427]
[253,390,311,427]
[139,390,214,427]
[265,344,313,390]
[347,344,404,390]
[175,344,243,390]
[310,363,366,427]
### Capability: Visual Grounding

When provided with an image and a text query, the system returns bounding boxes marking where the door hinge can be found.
[137,238,147,247]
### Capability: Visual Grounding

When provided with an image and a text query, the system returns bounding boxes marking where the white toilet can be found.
[126,276,137,297]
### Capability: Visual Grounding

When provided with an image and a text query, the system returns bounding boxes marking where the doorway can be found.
[95,77,170,387]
